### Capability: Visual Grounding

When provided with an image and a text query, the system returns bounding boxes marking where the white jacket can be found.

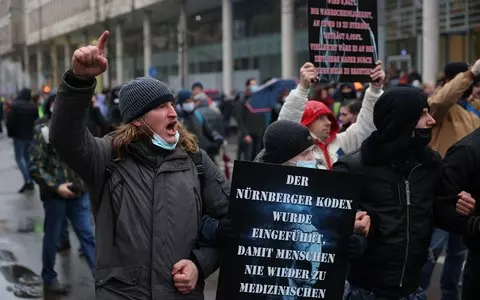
[278,85,383,169]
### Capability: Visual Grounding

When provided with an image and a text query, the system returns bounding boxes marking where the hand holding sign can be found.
[300,62,318,90]
[72,31,109,79]
[370,60,385,88]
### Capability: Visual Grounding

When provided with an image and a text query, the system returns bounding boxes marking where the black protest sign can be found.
[308,0,378,83]
[216,161,360,300]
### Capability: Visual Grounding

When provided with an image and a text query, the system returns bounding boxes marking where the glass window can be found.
[188,7,222,46]
[449,34,466,62]
[233,0,281,37]
[233,19,246,39]
[295,0,308,29]
[471,29,480,64]
[234,58,250,70]
[151,22,177,51]
[253,57,260,69]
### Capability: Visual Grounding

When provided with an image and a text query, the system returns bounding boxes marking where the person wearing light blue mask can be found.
[261,120,317,168]
[259,120,370,253]
[176,89,224,161]
[48,35,231,299]
[140,118,180,151]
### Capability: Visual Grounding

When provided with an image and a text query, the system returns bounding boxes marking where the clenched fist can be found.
[354,211,371,236]
[172,259,199,294]
[299,62,318,90]
[456,191,476,216]
[72,31,109,79]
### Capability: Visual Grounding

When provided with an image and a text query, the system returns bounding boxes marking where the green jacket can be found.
[29,122,86,200]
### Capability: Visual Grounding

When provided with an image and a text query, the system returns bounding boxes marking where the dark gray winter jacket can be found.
[50,70,230,299]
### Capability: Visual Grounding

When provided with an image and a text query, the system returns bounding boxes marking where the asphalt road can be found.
[0,133,447,299]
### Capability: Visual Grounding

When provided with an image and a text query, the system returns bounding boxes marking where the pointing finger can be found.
[73,50,86,66]
[97,31,110,55]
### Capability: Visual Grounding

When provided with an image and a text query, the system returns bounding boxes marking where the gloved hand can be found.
[343,234,368,260]
[471,59,480,76]
[215,218,238,245]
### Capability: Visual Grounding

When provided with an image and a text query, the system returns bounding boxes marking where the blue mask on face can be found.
[151,131,180,151]
[141,118,180,151]
[296,160,317,169]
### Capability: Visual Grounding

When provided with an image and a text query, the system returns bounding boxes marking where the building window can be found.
[188,7,222,46]
[233,0,281,37]
[295,0,308,29]
[234,58,249,70]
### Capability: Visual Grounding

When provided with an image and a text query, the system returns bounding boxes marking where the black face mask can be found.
[410,128,432,149]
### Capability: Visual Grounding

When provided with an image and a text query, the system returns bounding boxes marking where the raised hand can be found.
[370,60,385,88]
[72,31,109,79]
[300,62,318,90]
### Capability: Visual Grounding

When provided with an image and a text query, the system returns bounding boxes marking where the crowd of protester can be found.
[0,30,480,300]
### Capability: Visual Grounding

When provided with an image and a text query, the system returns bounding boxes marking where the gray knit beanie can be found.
[118,77,174,123]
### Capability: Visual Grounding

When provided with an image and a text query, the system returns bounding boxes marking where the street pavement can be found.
[0,133,447,299]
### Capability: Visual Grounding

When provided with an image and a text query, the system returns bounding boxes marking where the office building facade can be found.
[0,0,479,94]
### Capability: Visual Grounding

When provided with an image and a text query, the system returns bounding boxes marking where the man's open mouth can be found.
[166,121,177,134]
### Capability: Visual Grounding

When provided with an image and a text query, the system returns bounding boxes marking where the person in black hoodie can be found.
[334,87,442,299]
[7,88,39,193]
[433,128,480,300]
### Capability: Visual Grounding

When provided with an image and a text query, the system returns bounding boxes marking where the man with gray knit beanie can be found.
[49,31,229,299]
[119,77,174,124]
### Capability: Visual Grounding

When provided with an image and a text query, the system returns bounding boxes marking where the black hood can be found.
[444,62,468,81]
[16,88,32,101]
[362,87,431,165]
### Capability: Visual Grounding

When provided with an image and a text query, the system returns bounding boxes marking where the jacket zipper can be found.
[399,164,421,287]
[151,168,159,294]
[194,187,202,232]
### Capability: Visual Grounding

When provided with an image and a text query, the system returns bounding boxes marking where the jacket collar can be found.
[361,134,440,167]
[127,140,190,169]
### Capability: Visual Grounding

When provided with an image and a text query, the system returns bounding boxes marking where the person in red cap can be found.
[275,61,385,170]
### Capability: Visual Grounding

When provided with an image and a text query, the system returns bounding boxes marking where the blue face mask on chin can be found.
[142,119,180,151]
[151,131,180,151]
[296,160,317,169]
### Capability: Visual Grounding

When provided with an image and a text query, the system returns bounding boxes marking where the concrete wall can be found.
[25,0,96,45]
[0,0,25,55]
[0,21,12,55]
[99,0,132,20]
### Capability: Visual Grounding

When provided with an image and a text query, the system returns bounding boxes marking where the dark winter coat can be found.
[334,144,442,298]
[50,70,229,300]
[6,89,38,140]
[434,128,480,252]
[333,86,445,298]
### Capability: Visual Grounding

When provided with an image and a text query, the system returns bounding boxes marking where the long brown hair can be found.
[112,121,199,159]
